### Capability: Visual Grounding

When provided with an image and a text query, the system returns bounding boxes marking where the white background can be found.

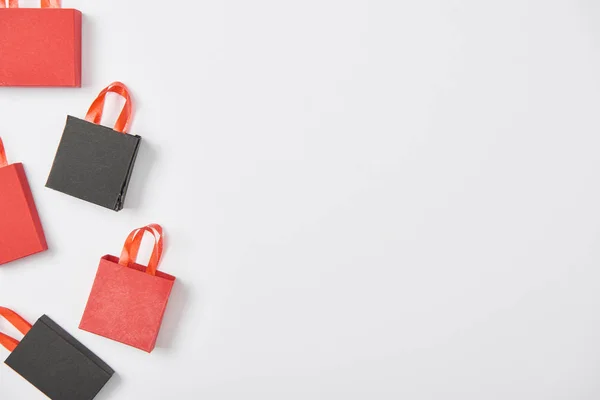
[1,0,600,398]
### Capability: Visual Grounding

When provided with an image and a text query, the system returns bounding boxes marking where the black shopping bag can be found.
[1,307,114,400]
[46,81,141,211]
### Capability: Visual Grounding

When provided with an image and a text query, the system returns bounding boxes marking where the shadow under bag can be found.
[46,82,141,211]
[0,307,114,400]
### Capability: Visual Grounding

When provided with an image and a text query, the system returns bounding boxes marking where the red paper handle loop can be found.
[119,224,164,276]
[0,307,32,352]
[0,138,7,168]
[41,0,60,7]
[0,0,60,8]
[85,82,134,134]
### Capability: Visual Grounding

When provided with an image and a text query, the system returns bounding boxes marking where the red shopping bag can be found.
[0,138,47,265]
[79,224,176,352]
[0,0,82,87]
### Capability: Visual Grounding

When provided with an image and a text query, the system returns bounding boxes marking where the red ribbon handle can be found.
[0,0,61,8]
[0,307,32,352]
[0,138,7,168]
[85,82,134,134]
[119,224,164,276]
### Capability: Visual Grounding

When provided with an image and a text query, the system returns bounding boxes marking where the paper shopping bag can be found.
[80,224,176,352]
[0,0,82,87]
[46,82,141,211]
[0,138,47,265]
[1,307,114,400]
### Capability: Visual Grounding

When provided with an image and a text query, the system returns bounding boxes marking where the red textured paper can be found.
[0,163,47,265]
[79,255,175,352]
[0,8,82,87]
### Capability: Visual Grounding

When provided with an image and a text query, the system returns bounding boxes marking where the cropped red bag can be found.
[79,224,176,352]
[0,138,47,265]
[0,0,82,87]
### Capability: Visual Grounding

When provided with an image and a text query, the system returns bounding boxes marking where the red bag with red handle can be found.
[0,138,47,265]
[0,0,82,87]
[79,224,176,352]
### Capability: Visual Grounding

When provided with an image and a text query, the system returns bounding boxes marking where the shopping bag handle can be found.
[119,224,164,276]
[0,138,7,168]
[85,82,134,134]
[0,0,61,8]
[0,307,32,352]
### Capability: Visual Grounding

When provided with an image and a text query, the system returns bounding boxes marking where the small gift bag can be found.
[0,0,82,87]
[0,138,47,265]
[46,82,141,211]
[80,224,176,352]
[1,307,114,400]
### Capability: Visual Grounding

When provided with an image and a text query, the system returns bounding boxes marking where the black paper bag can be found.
[46,82,141,211]
[2,309,114,400]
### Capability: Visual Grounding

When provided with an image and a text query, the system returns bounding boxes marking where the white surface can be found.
[1,0,600,398]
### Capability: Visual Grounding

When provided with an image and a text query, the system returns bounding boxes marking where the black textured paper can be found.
[5,315,114,400]
[46,116,141,211]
